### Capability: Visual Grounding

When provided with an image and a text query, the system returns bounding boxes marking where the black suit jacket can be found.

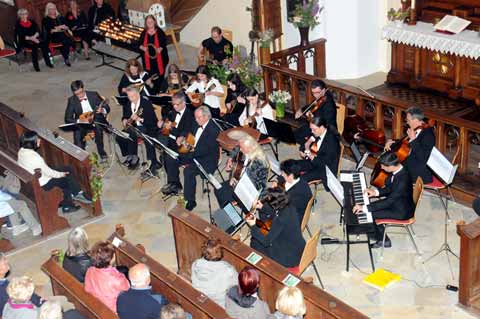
[287,179,313,223]
[168,107,195,138]
[65,91,110,124]
[308,129,341,181]
[250,204,306,268]
[367,167,415,220]
[190,120,220,173]
[121,97,158,132]
[313,92,337,129]
[405,126,435,184]
[117,288,162,319]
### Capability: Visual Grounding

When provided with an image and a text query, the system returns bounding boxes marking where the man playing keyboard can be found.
[353,152,415,249]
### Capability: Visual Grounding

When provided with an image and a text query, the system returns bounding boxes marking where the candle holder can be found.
[408,8,417,25]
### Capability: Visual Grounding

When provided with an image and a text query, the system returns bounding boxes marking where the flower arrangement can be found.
[258,29,274,48]
[290,0,323,29]
[226,46,263,89]
[89,153,103,203]
[387,7,410,22]
[269,90,292,105]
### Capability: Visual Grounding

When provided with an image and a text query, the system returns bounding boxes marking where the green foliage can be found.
[289,0,323,30]
[387,8,410,21]
[89,153,103,203]
[226,46,263,90]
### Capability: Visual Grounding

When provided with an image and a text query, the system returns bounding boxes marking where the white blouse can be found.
[186,78,224,109]
[238,102,275,135]
[17,148,64,186]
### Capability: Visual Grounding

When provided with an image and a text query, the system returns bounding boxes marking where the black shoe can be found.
[73,192,92,204]
[62,205,81,213]
[34,65,40,72]
[163,183,182,196]
[99,153,108,163]
[64,59,71,67]
[85,56,91,61]
[185,201,197,211]
[127,158,139,170]
[122,158,131,166]
[161,183,174,193]
[47,63,54,68]
[370,238,392,249]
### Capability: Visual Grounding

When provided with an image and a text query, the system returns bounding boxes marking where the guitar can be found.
[190,82,217,108]
[177,133,195,154]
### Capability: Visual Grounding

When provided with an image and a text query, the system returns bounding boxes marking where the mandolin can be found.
[79,98,109,124]
[190,82,217,108]
[178,133,195,154]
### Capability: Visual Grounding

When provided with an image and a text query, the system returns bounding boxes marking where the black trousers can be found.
[116,126,158,166]
[294,159,326,183]
[370,208,400,242]
[22,41,51,69]
[49,33,74,60]
[214,181,234,208]
[42,166,81,207]
[73,114,107,155]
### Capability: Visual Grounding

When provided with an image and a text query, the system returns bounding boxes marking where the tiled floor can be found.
[0,45,478,319]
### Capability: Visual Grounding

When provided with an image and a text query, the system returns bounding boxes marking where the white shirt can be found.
[79,95,93,114]
[174,107,185,125]
[186,78,224,109]
[130,99,142,126]
[127,71,150,96]
[238,103,275,135]
[0,190,14,218]
[17,148,64,186]
[307,129,327,150]
[194,120,209,147]
[285,178,300,191]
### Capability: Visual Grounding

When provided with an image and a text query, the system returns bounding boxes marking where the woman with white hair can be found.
[42,2,74,66]
[14,8,53,72]
[39,301,86,319]
[3,276,38,319]
[63,227,92,283]
[267,286,306,319]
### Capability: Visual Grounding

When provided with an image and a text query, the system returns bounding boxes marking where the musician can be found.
[42,2,74,67]
[385,106,435,184]
[116,86,160,174]
[222,73,247,126]
[157,91,195,146]
[238,89,274,137]
[186,65,224,118]
[277,159,312,224]
[198,26,233,65]
[294,79,337,144]
[14,9,53,72]
[214,135,269,209]
[117,59,153,98]
[293,116,341,184]
[353,152,415,248]
[246,187,306,269]
[161,64,189,95]
[139,15,169,95]
[88,0,115,30]
[162,106,220,211]
[65,80,110,160]
[65,0,91,60]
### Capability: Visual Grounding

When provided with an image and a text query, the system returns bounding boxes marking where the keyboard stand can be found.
[346,227,375,272]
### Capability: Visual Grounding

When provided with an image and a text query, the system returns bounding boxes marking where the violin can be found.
[297,89,329,120]
[178,133,195,154]
[343,115,386,153]
[245,201,272,236]
[303,135,320,160]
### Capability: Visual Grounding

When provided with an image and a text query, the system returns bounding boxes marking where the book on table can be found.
[434,15,471,34]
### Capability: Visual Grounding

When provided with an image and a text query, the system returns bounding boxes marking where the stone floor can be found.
[0,46,478,319]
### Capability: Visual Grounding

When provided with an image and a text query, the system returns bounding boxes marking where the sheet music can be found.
[267,154,281,176]
[326,166,344,206]
[234,173,259,211]
[356,152,370,171]
[193,159,222,190]
[151,137,179,160]
[427,147,457,184]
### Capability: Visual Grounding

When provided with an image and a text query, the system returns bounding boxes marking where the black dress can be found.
[42,15,74,61]
[222,86,247,127]
[65,10,91,45]
[14,19,52,70]
[139,29,169,94]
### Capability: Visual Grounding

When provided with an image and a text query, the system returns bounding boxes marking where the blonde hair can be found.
[275,286,306,317]
[45,2,59,17]
[7,276,35,303]
[240,135,267,166]
[66,227,89,257]
[39,301,62,319]
[161,303,186,319]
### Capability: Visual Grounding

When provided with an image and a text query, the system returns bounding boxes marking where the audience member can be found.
[63,227,92,283]
[267,287,306,319]
[191,239,237,308]
[117,263,165,319]
[160,304,187,319]
[39,300,85,319]
[225,266,270,319]
[2,276,38,319]
[473,197,480,216]
[84,241,129,313]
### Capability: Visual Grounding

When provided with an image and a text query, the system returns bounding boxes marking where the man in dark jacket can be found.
[117,263,165,319]
[354,152,415,248]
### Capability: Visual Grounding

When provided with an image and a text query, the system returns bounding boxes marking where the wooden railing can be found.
[262,63,480,202]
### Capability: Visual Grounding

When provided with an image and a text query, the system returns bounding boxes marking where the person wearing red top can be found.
[84,241,129,313]
[139,15,169,94]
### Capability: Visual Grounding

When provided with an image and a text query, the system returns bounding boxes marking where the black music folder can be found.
[148,95,172,107]
[263,118,296,144]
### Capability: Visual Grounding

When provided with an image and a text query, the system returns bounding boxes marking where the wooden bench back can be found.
[41,258,118,319]
[169,205,369,319]
[106,231,233,319]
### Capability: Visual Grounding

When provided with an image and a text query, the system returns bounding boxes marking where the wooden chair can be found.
[375,177,424,258]
[336,103,346,135]
[292,229,324,289]
[301,196,315,237]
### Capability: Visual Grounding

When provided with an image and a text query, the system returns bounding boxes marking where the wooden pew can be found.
[0,150,68,237]
[41,257,118,319]
[169,205,369,319]
[0,102,102,216]
[106,228,233,319]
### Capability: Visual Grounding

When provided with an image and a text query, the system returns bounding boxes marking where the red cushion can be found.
[425,175,444,189]
[287,266,300,275]
[0,49,16,58]
[376,218,415,225]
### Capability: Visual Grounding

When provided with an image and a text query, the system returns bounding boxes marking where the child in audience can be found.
[84,241,129,313]
[267,286,306,319]
[191,239,237,308]
[63,227,92,283]
[2,276,38,319]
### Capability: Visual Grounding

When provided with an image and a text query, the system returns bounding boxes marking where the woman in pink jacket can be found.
[84,241,130,313]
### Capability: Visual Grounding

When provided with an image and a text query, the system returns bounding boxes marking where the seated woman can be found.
[17,131,90,213]
[65,0,90,60]
[267,287,306,319]
[225,266,270,319]
[84,241,130,313]
[42,2,75,67]
[214,135,269,210]
[222,73,247,126]
[117,59,153,98]
[238,89,274,138]
[3,276,38,319]
[63,227,92,283]
[15,8,53,72]
[39,300,83,319]
[246,187,305,270]
[191,239,238,308]
[186,65,224,118]
[161,64,189,95]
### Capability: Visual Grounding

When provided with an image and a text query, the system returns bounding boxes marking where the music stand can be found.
[263,118,296,144]
[148,95,172,107]
[94,122,132,177]
[58,122,95,132]
[129,126,159,183]
[193,158,219,223]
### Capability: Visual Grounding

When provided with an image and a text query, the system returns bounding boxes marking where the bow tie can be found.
[80,98,87,102]
[175,111,181,115]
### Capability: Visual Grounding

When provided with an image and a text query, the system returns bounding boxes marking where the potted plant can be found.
[227,46,263,89]
[289,0,323,46]
[258,29,274,65]
[388,8,410,27]
[269,90,292,119]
